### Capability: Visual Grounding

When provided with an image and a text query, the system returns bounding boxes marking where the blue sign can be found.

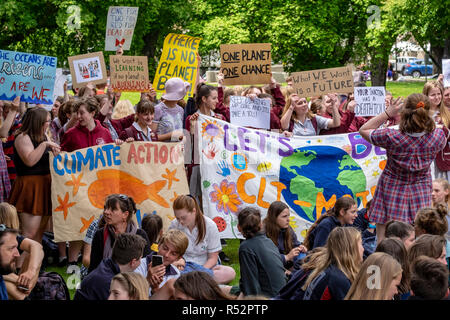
[0,49,57,105]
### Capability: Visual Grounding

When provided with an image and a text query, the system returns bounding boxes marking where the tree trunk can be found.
[142,31,160,78]
[370,52,388,87]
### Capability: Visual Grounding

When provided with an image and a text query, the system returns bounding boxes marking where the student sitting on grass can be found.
[238,207,287,298]
[74,233,146,300]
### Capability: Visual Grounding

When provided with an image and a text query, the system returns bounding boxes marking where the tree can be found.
[400,0,450,72]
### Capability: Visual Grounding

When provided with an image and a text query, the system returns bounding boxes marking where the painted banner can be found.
[354,86,386,117]
[110,55,151,92]
[197,114,386,240]
[220,43,271,86]
[153,33,202,98]
[290,66,354,97]
[0,49,57,104]
[443,59,450,88]
[105,6,139,51]
[230,96,270,129]
[50,141,188,242]
[68,52,107,89]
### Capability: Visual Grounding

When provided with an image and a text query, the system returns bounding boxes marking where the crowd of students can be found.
[0,47,450,300]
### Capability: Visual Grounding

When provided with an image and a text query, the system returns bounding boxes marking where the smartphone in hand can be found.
[151,254,163,267]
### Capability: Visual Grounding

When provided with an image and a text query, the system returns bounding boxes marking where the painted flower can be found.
[209,180,242,215]
[202,119,224,143]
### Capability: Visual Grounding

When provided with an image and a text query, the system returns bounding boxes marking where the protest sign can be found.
[354,86,386,117]
[105,6,139,51]
[68,52,107,89]
[443,59,450,88]
[110,55,151,92]
[153,33,202,98]
[290,66,354,97]
[229,96,270,129]
[0,49,57,104]
[53,68,66,102]
[197,114,386,240]
[220,43,271,86]
[50,141,188,242]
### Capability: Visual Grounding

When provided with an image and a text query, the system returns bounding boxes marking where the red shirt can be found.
[61,119,113,152]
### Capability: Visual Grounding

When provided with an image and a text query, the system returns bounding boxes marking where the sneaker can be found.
[57,257,68,268]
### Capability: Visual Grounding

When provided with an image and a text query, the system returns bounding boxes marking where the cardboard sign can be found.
[220,43,271,85]
[290,66,354,97]
[110,55,151,92]
[354,86,386,117]
[153,33,202,98]
[229,96,270,129]
[443,59,450,88]
[0,49,57,104]
[105,6,139,51]
[68,52,107,89]
[50,141,188,242]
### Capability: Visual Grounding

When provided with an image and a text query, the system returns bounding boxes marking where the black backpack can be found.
[27,271,70,300]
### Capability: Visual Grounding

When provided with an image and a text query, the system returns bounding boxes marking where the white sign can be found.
[53,68,66,102]
[72,56,103,84]
[443,59,450,88]
[354,86,386,117]
[105,6,139,51]
[230,96,270,129]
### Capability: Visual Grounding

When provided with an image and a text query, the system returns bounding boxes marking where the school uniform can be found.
[74,258,120,300]
[319,110,355,135]
[274,227,302,268]
[275,264,351,300]
[60,119,113,152]
[168,216,222,266]
[307,216,342,250]
[239,232,287,298]
[119,122,158,142]
[135,251,180,296]
[368,128,446,224]
[96,113,135,140]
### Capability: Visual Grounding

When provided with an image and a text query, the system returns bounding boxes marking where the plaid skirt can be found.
[0,145,11,202]
[368,171,432,225]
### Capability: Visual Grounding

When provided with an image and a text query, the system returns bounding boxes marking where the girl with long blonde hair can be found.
[109,272,149,300]
[345,252,402,300]
[275,227,363,300]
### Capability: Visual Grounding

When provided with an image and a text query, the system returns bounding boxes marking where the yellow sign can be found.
[153,33,202,98]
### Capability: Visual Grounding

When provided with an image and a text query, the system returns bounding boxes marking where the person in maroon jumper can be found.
[119,100,158,142]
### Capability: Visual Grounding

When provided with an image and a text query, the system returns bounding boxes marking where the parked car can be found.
[403,60,433,78]
[389,56,418,74]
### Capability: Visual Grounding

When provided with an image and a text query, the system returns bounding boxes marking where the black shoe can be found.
[57,257,68,268]
[219,251,230,263]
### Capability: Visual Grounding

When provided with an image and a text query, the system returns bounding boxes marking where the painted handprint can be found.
[216,161,231,177]
[202,143,218,160]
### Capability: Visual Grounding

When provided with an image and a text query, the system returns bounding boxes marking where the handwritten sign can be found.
[354,86,386,117]
[220,43,271,85]
[197,114,387,240]
[110,55,150,92]
[105,6,139,51]
[290,66,354,97]
[68,52,107,89]
[153,33,202,98]
[0,49,57,104]
[443,59,450,88]
[230,96,270,129]
[50,141,189,242]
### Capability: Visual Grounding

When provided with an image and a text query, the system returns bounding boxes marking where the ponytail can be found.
[173,195,206,245]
